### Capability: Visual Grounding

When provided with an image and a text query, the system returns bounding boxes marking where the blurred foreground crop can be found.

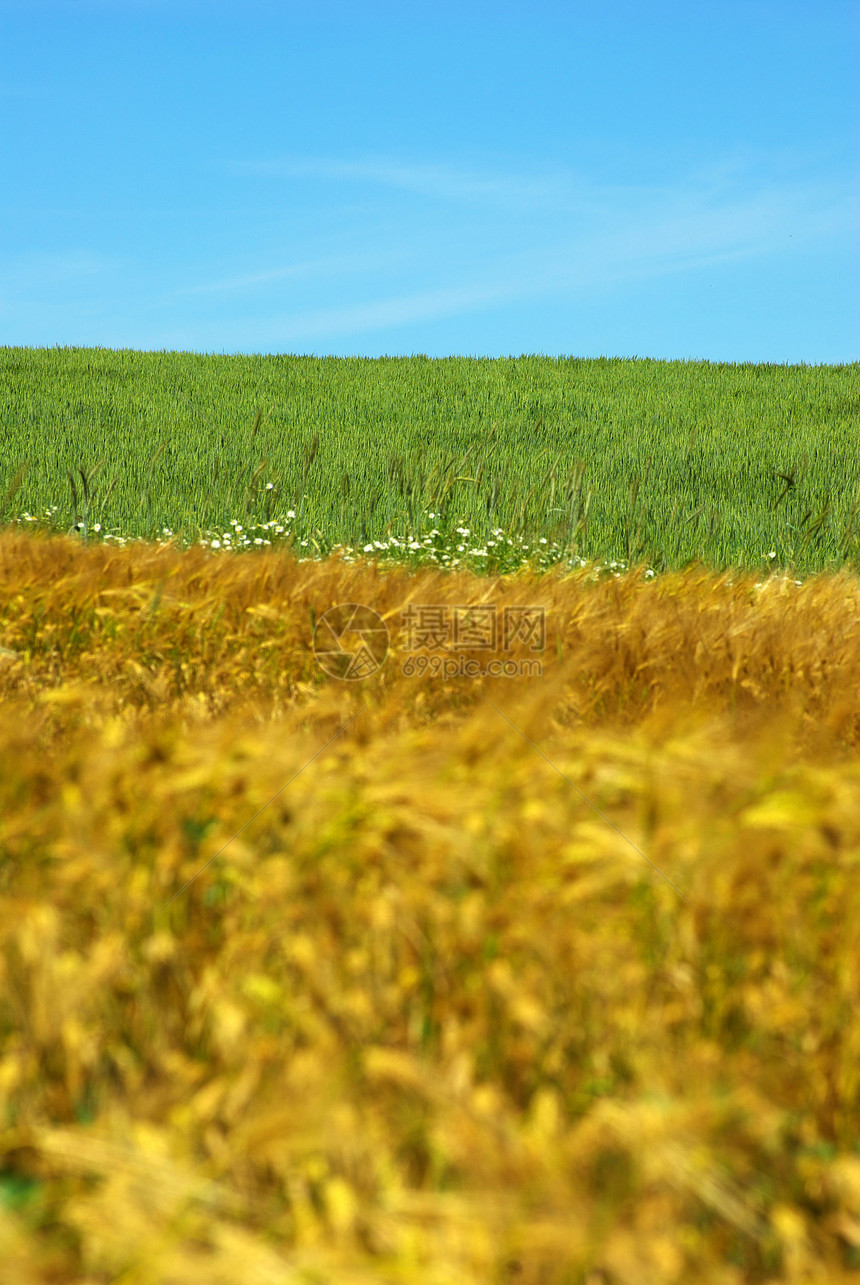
[0,524,860,1283]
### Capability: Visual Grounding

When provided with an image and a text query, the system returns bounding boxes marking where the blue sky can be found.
[1,0,857,363]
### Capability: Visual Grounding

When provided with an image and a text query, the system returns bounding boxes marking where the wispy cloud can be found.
[229,154,628,214]
[0,249,127,290]
[228,148,854,223]
[7,153,851,353]
[170,246,416,298]
[159,234,819,352]
[181,155,857,343]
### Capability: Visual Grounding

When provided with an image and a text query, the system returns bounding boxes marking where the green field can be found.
[1,345,858,577]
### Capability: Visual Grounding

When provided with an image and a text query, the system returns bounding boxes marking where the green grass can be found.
[1,345,858,579]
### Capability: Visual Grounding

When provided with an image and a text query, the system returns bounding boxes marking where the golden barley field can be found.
[1,523,860,1284]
